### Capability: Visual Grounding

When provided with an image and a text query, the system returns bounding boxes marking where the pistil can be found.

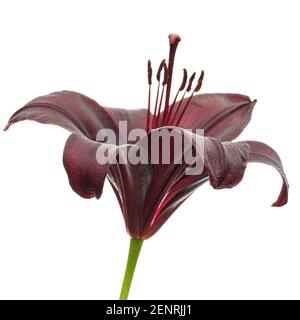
[162,34,181,124]
[145,34,204,130]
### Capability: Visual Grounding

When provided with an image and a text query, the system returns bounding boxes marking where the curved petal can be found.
[63,133,111,199]
[108,145,152,238]
[4,90,149,142]
[5,91,118,139]
[144,139,289,238]
[142,177,208,239]
[105,107,149,140]
[139,127,250,238]
[244,141,289,207]
[64,133,152,238]
[172,93,256,141]
[205,139,250,188]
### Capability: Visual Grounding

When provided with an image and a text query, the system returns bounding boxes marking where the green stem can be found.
[119,238,144,300]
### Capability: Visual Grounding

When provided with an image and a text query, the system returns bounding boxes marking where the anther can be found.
[179,68,188,91]
[147,60,152,85]
[186,72,196,92]
[154,61,168,127]
[162,62,168,85]
[151,59,166,129]
[194,71,204,92]
[146,60,153,132]
[175,71,205,126]
[156,59,166,81]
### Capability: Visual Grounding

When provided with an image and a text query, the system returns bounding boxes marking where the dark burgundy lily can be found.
[5,34,288,299]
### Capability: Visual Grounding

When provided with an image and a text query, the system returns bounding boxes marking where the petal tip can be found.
[95,192,102,200]
[3,122,11,131]
[271,198,288,207]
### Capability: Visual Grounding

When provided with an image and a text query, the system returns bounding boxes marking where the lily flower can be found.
[4,34,288,299]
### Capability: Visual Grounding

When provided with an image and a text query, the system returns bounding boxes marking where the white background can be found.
[0,0,299,299]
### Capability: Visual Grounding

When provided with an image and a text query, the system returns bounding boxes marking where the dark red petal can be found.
[63,134,152,238]
[4,90,149,141]
[63,133,111,199]
[140,128,251,238]
[146,139,289,238]
[142,177,208,239]
[4,91,118,139]
[173,93,256,141]
[138,128,197,233]
[244,141,289,206]
[105,107,149,140]
[205,139,250,188]
[167,137,249,201]
[108,146,152,238]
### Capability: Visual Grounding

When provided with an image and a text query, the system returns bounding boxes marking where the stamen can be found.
[145,35,204,132]
[164,68,187,125]
[152,59,166,129]
[162,34,181,124]
[146,60,152,132]
[154,61,168,128]
[186,72,196,92]
[157,59,166,82]
[147,59,153,85]
[175,71,204,126]
[194,70,204,92]
[169,72,195,125]
[179,68,188,91]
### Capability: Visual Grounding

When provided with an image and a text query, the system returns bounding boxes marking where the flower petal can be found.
[105,107,149,140]
[108,146,152,238]
[64,133,152,238]
[4,90,149,141]
[139,127,250,238]
[244,141,289,206]
[146,139,289,238]
[204,139,250,188]
[63,133,111,199]
[142,177,208,239]
[5,91,118,139]
[173,93,256,141]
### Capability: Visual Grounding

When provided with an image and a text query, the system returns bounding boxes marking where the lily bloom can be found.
[5,34,288,299]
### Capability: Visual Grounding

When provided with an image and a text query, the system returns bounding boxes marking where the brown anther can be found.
[194,71,204,92]
[156,59,166,82]
[187,72,196,92]
[179,69,188,91]
[162,62,168,85]
[147,60,152,85]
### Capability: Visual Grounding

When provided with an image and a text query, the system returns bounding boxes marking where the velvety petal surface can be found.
[63,132,152,238]
[139,127,250,238]
[108,146,152,238]
[5,90,149,142]
[142,177,208,239]
[63,133,111,199]
[143,139,289,238]
[5,91,118,139]
[172,93,256,141]
[245,141,289,206]
[105,107,150,142]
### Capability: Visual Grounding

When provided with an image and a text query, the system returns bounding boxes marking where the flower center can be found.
[146,34,204,132]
